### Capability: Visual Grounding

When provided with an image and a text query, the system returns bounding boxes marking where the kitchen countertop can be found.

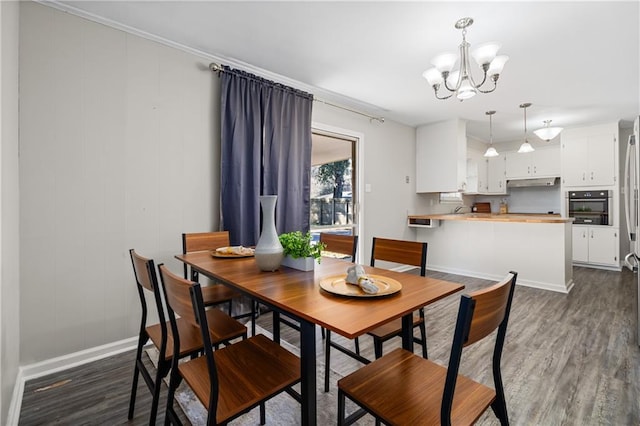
[409,213,574,224]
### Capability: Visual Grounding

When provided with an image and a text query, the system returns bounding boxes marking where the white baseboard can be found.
[426,265,571,294]
[7,336,138,425]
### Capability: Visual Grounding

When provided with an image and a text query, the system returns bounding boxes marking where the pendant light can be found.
[483,110,499,157]
[517,103,535,153]
[534,120,563,142]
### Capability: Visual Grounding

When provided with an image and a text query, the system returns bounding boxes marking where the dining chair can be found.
[127,249,247,425]
[182,231,256,333]
[323,237,428,392]
[320,232,358,261]
[279,232,359,339]
[337,272,518,425]
[366,237,429,359]
[159,264,301,425]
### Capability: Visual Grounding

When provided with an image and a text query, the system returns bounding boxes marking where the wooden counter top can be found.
[409,213,574,224]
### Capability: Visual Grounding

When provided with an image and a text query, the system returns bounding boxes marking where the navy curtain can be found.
[220,67,313,246]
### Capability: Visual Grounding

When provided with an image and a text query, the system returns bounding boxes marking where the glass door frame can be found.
[311,122,364,264]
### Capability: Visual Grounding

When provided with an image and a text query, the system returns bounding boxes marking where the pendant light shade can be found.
[483,110,499,157]
[534,120,563,142]
[518,103,535,154]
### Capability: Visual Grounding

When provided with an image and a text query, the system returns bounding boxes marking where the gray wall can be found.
[19,2,219,363]
[18,1,418,365]
[1,0,21,422]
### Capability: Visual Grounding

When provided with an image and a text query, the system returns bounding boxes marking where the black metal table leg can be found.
[300,319,317,425]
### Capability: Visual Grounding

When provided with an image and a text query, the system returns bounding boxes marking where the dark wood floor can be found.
[18,266,640,425]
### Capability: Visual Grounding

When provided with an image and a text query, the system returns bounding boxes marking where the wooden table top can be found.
[176,252,464,339]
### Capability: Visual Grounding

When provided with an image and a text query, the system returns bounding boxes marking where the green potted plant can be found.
[279,231,326,271]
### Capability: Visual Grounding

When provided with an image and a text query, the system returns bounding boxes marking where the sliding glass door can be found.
[310,130,358,240]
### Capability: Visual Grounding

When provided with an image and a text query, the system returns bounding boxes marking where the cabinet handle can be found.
[591,171,594,180]
[590,230,594,238]
[528,165,531,175]
[582,172,586,181]
[534,165,537,174]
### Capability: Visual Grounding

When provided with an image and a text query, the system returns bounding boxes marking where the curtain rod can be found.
[209,62,385,124]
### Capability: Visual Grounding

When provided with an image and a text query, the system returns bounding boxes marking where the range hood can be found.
[506,177,559,188]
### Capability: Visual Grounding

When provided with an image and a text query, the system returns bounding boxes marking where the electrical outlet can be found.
[405,176,410,183]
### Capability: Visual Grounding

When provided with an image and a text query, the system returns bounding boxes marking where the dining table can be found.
[175,251,464,425]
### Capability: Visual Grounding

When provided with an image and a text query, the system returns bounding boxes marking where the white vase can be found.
[254,195,284,271]
[281,255,316,272]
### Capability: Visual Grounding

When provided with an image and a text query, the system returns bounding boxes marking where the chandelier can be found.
[422,17,509,101]
[518,103,535,153]
[534,120,563,141]
[483,111,499,157]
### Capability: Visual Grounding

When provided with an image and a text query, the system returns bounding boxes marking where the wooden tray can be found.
[319,274,402,298]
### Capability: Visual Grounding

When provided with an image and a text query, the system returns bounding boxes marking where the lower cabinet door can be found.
[572,226,589,263]
[588,227,619,266]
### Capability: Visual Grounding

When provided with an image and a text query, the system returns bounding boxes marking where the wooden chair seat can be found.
[338,347,496,425]
[365,314,422,340]
[178,334,301,424]
[146,308,247,360]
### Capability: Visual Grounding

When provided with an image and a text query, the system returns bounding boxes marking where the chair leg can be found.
[324,330,332,392]
[337,389,346,426]
[419,321,428,359]
[260,401,266,425]
[128,358,141,419]
[164,368,183,426]
[321,327,326,339]
[148,361,166,425]
[491,399,509,425]
[373,338,383,359]
[251,300,257,337]
[128,333,147,419]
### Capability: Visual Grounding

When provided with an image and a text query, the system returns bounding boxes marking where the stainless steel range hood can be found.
[506,177,559,188]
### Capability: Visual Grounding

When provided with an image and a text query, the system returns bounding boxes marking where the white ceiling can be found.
[53,1,640,143]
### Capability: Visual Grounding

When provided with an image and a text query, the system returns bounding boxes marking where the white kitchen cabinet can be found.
[572,225,619,267]
[465,150,488,194]
[487,155,507,194]
[561,125,617,187]
[505,146,561,179]
[416,119,467,193]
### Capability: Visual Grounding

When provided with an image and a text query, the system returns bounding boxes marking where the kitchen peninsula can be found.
[409,213,574,293]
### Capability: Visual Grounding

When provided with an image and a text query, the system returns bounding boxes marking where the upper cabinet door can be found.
[587,133,616,186]
[562,124,618,188]
[487,155,507,194]
[532,146,561,177]
[416,119,467,193]
[562,136,589,186]
[505,146,560,179]
[505,151,534,178]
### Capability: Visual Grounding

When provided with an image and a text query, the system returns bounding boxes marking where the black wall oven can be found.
[566,190,613,225]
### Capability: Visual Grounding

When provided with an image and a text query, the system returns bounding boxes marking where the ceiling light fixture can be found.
[518,103,535,154]
[534,120,563,142]
[483,111,499,157]
[422,17,509,101]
